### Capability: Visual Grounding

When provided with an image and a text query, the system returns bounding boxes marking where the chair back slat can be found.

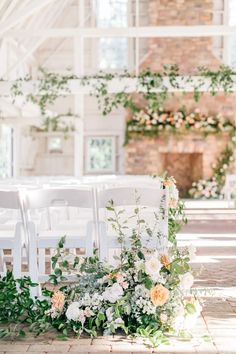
[25,188,94,210]
[97,186,169,262]
[97,187,166,208]
[0,190,21,210]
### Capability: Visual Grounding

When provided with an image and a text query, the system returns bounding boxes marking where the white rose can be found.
[145,256,162,281]
[135,260,145,271]
[66,302,81,321]
[179,272,194,290]
[184,314,198,329]
[102,283,124,303]
[114,318,124,324]
[106,307,114,322]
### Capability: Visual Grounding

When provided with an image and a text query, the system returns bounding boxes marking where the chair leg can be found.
[12,222,22,279]
[38,249,45,275]
[28,222,40,297]
[85,221,94,257]
[0,249,6,273]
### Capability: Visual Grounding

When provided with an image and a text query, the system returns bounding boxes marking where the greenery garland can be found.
[8,65,236,119]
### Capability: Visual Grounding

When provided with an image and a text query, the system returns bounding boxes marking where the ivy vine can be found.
[8,65,236,120]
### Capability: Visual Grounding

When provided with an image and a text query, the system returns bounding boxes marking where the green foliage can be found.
[9,64,236,125]
[0,183,196,347]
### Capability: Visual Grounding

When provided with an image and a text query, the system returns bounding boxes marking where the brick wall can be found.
[125,0,236,192]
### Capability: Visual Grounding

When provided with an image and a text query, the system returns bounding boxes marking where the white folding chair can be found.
[24,187,97,289]
[97,186,169,262]
[0,190,24,278]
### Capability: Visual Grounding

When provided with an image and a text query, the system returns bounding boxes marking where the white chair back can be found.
[24,187,97,289]
[97,186,169,262]
[0,190,22,210]
[0,190,24,278]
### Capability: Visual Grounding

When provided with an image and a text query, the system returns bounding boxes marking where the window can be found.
[97,0,128,70]
[85,136,115,173]
[48,137,63,153]
[228,0,236,66]
[99,38,128,70]
[97,0,128,28]
[0,125,13,178]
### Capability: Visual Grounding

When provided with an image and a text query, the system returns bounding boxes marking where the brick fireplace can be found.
[125,133,229,195]
[124,0,236,193]
[161,153,202,195]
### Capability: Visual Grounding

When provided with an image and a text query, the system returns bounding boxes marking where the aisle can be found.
[0,221,235,353]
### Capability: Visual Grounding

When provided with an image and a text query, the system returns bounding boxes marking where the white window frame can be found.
[85,135,116,174]
[93,0,134,72]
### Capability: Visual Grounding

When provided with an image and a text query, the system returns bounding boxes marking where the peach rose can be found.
[160,254,170,268]
[150,284,169,306]
[163,177,176,187]
[51,291,65,311]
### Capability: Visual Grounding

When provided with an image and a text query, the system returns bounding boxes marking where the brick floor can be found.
[0,220,236,353]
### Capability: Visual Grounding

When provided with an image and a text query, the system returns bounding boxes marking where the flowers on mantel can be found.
[126,107,236,200]
[125,107,236,144]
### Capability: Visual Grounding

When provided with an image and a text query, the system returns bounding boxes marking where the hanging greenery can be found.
[6,64,236,199]
[8,65,236,118]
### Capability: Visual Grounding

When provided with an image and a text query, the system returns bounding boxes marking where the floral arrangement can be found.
[0,177,201,347]
[125,107,236,144]
[126,106,236,200]
[189,145,235,199]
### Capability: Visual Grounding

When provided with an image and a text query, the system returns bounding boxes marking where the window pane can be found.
[97,0,128,69]
[99,38,128,69]
[0,125,12,178]
[48,137,62,152]
[86,137,115,173]
[97,0,128,28]
[228,0,236,66]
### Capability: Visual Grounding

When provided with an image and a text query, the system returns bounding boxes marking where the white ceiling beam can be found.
[1,0,19,21]
[0,98,21,115]
[4,0,68,77]
[0,0,55,36]
[1,77,236,96]
[0,0,9,16]
[4,25,236,38]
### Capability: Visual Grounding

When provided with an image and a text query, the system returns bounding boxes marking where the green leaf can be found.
[144,277,153,290]
[185,303,196,315]
[58,236,66,248]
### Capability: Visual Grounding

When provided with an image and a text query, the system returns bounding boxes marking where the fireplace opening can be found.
[161,153,203,196]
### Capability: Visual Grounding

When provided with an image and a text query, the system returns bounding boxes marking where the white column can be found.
[74,0,85,177]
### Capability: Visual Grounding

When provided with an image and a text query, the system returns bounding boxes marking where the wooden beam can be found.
[1,76,236,96]
[4,25,236,38]
[4,0,68,77]
[0,0,55,36]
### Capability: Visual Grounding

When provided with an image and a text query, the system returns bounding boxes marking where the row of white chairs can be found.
[0,184,169,294]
